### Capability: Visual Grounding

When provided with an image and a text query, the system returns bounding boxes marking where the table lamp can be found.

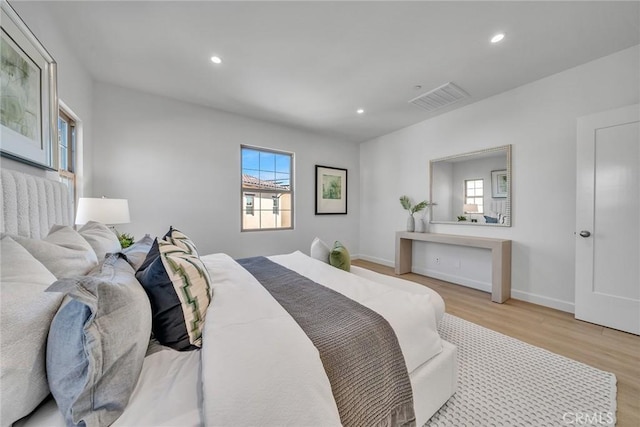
[75,197,130,236]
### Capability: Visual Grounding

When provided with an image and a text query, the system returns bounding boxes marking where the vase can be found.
[406,215,415,232]
[415,218,425,233]
[423,211,430,233]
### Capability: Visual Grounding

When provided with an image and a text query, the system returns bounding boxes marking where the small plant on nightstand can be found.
[118,232,135,248]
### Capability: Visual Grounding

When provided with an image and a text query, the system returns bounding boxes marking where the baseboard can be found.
[411,267,492,294]
[356,254,575,314]
[510,290,575,314]
[356,254,395,268]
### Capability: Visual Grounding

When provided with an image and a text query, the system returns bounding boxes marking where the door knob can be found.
[579,230,591,238]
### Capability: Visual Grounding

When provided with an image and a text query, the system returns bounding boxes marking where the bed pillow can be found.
[310,237,331,263]
[78,221,122,261]
[11,225,98,278]
[0,236,63,426]
[121,234,154,270]
[329,240,351,272]
[163,226,199,253]
[46,254,152,427]
[484,215,499,224]
[136,237,212,351]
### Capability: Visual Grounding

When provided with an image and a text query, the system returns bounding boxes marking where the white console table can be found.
[395,231,512,303]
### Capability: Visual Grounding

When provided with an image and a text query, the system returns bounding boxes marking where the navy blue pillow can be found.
[484,215,499,224]
[135,234,212,351]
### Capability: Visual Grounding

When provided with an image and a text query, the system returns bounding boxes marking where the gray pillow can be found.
[78,221,122,261]
[12,225,98,279]
[121,234,154,270]
[46,254,152,427]
[0,236,63,426]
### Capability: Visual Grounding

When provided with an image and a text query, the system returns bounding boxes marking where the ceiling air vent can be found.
[409,82,469,112]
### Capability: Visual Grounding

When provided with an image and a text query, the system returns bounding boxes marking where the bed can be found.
[1,169,457,427]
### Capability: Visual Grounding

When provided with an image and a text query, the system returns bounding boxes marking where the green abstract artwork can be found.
[322,174,341,200]
[1,32,40,141]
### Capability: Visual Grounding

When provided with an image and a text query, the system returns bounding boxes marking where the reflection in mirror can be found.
[430,145,511,226]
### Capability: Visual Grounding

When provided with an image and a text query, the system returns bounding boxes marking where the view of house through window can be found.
[58,108,76,204]
[241,146,293,231]
[465,179,484,213]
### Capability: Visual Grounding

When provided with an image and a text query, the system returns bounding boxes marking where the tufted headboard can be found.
[0,169,74,239]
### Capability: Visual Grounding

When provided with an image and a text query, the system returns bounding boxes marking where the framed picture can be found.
[491,169,508,198]
[315,165,347,215]
[1,1,58,169]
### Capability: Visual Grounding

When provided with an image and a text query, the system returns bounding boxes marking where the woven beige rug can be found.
[427,314,617,427]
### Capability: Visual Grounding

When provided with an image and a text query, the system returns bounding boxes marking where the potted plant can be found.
[400,196,432,232]
[118,232,135,248]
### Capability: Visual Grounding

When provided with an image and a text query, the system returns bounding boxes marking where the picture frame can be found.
[1,0,58,170]
[491,169,508,198]
[315,165,347,215]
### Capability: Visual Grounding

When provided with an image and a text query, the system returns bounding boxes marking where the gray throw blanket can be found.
[237,257,416,427]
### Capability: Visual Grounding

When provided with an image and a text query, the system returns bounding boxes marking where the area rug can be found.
[427,314,617,426]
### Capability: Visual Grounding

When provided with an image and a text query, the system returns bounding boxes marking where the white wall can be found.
[92,83,360,257]
[1,2,94,196]
[359,45,640,312]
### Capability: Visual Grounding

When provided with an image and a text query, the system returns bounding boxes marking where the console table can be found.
[395,231,512,303]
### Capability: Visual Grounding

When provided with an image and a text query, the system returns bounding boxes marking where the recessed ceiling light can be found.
[210,56,222,64]
[491,33,505,44]
[356,109,365,114]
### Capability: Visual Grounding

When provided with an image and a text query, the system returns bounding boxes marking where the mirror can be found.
[430,145,511,226]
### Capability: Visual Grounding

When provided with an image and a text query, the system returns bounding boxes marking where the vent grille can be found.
[409,82,469,112]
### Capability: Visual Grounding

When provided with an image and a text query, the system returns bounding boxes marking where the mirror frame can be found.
[429,144,512,226]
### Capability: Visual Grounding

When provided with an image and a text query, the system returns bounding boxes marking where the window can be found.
[241,146,293,231]
[58,108,76,204]
[464,179,484,213]
[245,194,255,216]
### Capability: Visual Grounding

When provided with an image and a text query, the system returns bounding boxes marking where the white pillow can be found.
[310,237,330,263]
[0,236,63,426]
[12,225,99,279]
[78,221,122,261]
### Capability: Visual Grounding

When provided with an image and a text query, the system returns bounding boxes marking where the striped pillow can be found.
[163,226,198,253]
[136,232,212,351]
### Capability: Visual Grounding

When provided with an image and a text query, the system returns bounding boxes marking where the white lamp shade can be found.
[75,198,130,225]
[463,203,479,213]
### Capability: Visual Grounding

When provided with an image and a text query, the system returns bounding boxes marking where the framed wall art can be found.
[1,0,58,169]
[315,165,347,215]
[491,169,508,198]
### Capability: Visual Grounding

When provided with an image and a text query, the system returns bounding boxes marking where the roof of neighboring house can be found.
[242,174,290,191]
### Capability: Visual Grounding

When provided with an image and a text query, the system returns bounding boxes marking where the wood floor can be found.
[352,259,640,427]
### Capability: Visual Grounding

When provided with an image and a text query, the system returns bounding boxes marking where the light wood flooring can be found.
[352,259,640,427]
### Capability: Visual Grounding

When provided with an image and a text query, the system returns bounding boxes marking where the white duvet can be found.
[200,251,443,427]
[18,251,445,427]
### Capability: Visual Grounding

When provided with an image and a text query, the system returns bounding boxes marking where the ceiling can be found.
[19,1,640,143]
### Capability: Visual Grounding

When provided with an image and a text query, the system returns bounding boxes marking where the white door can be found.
[575,104,640,335]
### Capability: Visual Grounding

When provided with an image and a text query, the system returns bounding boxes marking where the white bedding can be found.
[17,251,453,427]
[17,348,203,427]
[201,251,444,426]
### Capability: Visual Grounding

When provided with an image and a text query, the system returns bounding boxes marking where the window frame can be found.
[58,109,76,173]
[58,106,77,207]
[464,178,484,214]
[240,145,294,232]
